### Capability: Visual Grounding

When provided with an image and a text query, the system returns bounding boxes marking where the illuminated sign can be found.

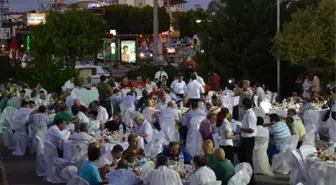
[27,13,46,26]
[88,3,103,8]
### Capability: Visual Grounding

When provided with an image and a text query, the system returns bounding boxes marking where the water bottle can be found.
[180,101,184,108]
[179,152,184,172]
[119,124,124,140]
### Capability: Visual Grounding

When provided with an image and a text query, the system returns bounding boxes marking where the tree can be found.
[104,5,169,46]
[22,7,107,92]
[178,9,207,38]
[273,0,335,65]
[194,0,319,96]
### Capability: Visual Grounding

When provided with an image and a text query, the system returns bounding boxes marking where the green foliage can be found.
[273,0,335,64]
[178,9,207,38]
[21,7,107,92]
[104,5,170,34]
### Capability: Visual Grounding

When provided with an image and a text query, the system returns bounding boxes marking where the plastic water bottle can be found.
[119,124,124,140]
[179,152,184,171]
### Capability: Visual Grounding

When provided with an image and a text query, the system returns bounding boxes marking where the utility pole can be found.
[153,0,159,63]
[276,0,280,101]
[166,0,171,47]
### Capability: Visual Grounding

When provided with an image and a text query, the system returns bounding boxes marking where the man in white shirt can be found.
[90,100,109,124]
[108,159,142,185]
[147,156,182,185]
[190,155,217,185]
[45,119,73,156]
[239,98,257,185]
[160,101,179,122]
[134,112,153,143]
[171,74,187,98]
[189,71,205,86]
[34,90,49,107]
[186,74,205,107]
[70,123,96,144]
[97,144,124,169]
[63,78,75,91]
[154,66,168,81]
[237,80,253,121]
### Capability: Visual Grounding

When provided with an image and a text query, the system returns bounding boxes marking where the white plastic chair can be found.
[61,165,78,181]
[159,116,179,142]
[67,175,89,185]
[228,162,253,185]
[30,121,48,153]
[260,101,272,114]
[35,136,45,177]
[3,117,13,149]
[44,141,70,183]
[12,125,28,156]
[186,116,206,156]
[299,145,317,161]
[253,107,265,118]
[289,150,306,185]
[121,108,136,128]
[252,136,274,176]
[204,181,222,185]
[303,110,320,140]
[302,131,315,147]
[272,135,299,174]
[145,130,168,158]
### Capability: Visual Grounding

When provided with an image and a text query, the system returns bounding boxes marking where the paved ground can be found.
[1,138,328,185]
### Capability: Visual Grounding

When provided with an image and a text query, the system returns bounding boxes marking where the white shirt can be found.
[171,80,187,95]
[135,119,153,142]
[147,166,182,185]
[154,70,168,80]
[69,132,95,143]
[186,80,205,99]
[109,169,142,185]
[64,80,75,90]
[97,106,109,124]
[190,166,217,185]
[218,119,234,146]
[76,111,90,123]
[160,107,179,121]
[241,109,257,138]
[145,82,157,93]
[96,152,114,168]
[66,95,74,109]
[44,125,71,150]
[189,76,205,86]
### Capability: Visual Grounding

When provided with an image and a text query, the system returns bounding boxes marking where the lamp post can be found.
[153,0,159,63]
[277,0,280,101]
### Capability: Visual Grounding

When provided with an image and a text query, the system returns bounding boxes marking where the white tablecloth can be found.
[70,87,99,106]
[306,154,336,185]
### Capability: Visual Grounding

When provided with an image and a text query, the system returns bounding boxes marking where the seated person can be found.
[212,148,235,185]
[108,159,142,185]
[123,134,144,162]
[287,109,306,148]
[288,92,302,104]
[147,156,182,185]
[72,105,89,123]
[104,112,126,133]
[185,101,206,126]
[298,97,317,118]
[160,101,180,122]
[203,140,217,169]
[69,123,96,144]
[134,112,153,144]
[78,146,107,185]
[190,155,217,185]
[155,93,169,111]
[158,141,192,164]
[110,89,121,113]
[97,144,124,169]
[121,92,137,108]
[89,100,109,124]
[45,119,73,156]
[53,103,80,124]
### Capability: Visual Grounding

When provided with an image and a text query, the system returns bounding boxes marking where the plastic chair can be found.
[228,163,253,185]
[302,131,315,147]
[67,175,89,185]
[35,136,45,177]
[61,165,78,181]
[252,136,274,176]
[253,107,265,118]
[272,135,299,174]
[159,116,179,142]
[204,181,222,185]
[44,141,70,183]
[289,150,306,185]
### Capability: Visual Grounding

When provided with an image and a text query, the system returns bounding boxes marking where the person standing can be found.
[236,80,253,121]
[238,98,257,185]
[96,75,113,118]
[154,66,168,81]
[186,74,205,107]
[170,74,187,99]
[209,71,220,92]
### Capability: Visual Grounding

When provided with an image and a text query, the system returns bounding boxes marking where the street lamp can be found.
[277,0,280,101]
[153,0,159,63]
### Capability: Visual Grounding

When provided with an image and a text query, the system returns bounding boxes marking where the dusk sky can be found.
[9,0,211,12]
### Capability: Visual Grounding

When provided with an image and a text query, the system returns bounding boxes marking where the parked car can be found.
[138,49,153,59]
[75,64,110,84]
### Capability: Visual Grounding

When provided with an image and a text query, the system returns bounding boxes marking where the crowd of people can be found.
[0,66,335,185]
